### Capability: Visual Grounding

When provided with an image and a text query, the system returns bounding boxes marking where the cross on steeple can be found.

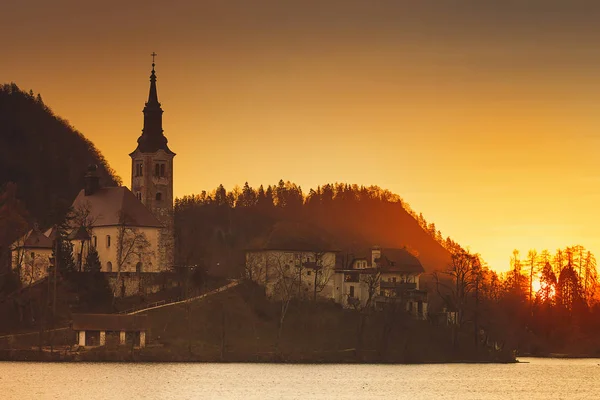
[151,52,157,64]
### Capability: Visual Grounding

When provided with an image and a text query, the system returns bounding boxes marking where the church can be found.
[12,57,176,295]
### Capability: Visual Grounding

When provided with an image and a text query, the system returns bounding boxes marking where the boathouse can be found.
[71,314,149,348]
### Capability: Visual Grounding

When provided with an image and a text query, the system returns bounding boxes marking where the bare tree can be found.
[114,211,153,299]
[71,201,97,272]
[21,252,49,287]
[293,253,305,298]
[244,252,266,285]
[309,251,333,301]
[10,234,27,283]
[352,267,381,360]
[526,249,538,305]
[269,253,297,355]
[433,250,479,330]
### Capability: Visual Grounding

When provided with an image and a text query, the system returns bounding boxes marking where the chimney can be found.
[84,164,100,196]
[371,246,381,267]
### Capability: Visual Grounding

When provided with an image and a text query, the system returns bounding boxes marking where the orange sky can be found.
[4,1,600,272]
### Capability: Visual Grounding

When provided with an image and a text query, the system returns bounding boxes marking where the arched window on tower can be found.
[156,192,162,201]
[135,161,143,177]
[136,262,143,273]
[106,262,112,272]
[155,162,166,177]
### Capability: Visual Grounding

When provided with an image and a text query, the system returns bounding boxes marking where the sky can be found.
[3,0,600,272]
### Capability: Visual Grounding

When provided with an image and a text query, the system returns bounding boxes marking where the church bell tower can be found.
[130,53,175,269]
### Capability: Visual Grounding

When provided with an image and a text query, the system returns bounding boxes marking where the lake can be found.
[1,358,598,399]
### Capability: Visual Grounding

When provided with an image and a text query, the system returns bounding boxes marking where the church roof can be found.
[71,187,163,228]
[245,221,339,252]
[376,248,425,274]
[71,314,149,331]
[130,60,175,156]
[337,247,425,274]
[16,229,54,249]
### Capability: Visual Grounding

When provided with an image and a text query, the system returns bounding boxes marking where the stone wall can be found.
[106,272,176,297]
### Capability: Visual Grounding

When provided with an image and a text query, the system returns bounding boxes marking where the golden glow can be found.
[532,278,542,295]
[5,2,600,273]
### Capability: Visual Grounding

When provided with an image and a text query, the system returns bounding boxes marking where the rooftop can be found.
[71,187,162,228]
[71,314,149,331]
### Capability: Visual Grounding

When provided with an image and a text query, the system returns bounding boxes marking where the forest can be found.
[0,84,120,227]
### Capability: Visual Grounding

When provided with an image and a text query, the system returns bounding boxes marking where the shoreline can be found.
[0,348,516,364]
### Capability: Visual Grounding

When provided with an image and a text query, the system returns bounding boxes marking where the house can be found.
[11,227,54,285]
[245,223,339,299]
[244,226,429,319]
[332,247,428,319]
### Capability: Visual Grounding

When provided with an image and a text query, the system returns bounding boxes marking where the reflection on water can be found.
[1,358,599,399]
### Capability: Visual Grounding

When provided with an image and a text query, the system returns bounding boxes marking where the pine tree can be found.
[84,246,101,272]
[55,239,76,273]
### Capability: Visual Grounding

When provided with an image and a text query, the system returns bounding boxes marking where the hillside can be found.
[0,83,121,228]
[175,183,454,277]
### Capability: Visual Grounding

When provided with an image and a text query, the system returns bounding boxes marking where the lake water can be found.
[1,358,598,399]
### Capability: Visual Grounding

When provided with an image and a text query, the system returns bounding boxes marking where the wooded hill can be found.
[0,83,121,228]
[175,182,458,278]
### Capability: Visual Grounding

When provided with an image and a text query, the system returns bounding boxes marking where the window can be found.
[154,162,166,177]
[93,236,97,248]
[135,162,143,177]
[106,235,111,248]
[307,270,311,276]
[31,252,35,259]
[392,277,397,283]
[349,286,355,298]
[106,262,112,272]
[136,262,143,273]
[155,192,162,201]
[136,192,142,201]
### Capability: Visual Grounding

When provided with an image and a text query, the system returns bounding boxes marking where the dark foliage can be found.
[84,246,102,273]
[0,182,29,272]
[175,182,456,278]
[65,272,113,313]
[435,246,600,357]
[0,83,121,228]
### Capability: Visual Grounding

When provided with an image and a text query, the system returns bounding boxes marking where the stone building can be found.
[11,58,176,296]
[244,222,339,299]
[129,58,176,270]
[333,247,428,319]
[10,227,53,285]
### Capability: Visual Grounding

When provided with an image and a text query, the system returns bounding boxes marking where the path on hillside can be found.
[0,280,241,341]
[125,280,240,315]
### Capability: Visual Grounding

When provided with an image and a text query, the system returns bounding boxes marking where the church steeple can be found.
[147,53,160,106]
[131,53,175,155]
[130,52,176,270]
